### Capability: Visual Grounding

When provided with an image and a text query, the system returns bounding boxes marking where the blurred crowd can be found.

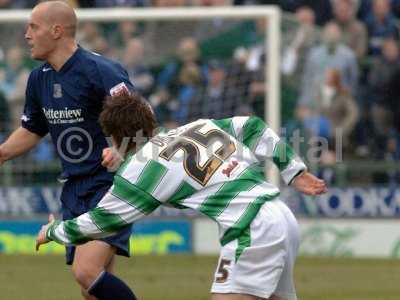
[0,0,400,185]
[281,0,400,184]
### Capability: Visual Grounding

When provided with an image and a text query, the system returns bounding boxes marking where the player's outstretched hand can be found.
[36,214,55,251]
[291,171,328,196]
[102,147,123,172]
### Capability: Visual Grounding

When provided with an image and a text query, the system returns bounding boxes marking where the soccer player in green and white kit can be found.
[37,92,327,300]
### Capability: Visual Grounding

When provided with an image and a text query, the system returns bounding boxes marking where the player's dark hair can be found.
[100,91,157,152]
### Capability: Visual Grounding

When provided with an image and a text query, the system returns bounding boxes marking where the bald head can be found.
[33,1,77,38]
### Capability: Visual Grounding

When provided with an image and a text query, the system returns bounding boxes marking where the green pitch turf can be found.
[0,255,399,300]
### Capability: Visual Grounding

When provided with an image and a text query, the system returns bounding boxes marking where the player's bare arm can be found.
[0,127,42,164]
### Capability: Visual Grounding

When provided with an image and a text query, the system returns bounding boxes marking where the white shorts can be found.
[211,199,300,300]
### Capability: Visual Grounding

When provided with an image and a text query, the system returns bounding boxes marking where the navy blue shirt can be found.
[22,47,134,179]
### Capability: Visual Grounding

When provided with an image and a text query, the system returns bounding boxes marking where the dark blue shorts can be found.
[60,172,131,265]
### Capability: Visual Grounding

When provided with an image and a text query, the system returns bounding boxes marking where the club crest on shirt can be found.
[53,83,63,98]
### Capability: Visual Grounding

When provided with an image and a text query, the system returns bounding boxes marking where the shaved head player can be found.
[0,1,137,299]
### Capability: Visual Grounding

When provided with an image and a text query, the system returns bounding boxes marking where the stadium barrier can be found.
[2,218,399,258]
[0,219,191,255]
[1,186,399,218]
[193,218,400,258]
[1,186,400,258]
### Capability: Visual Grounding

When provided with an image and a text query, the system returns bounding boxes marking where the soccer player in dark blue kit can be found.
[0,1,137,300]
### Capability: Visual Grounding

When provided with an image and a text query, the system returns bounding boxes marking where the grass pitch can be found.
[0,255,399,300]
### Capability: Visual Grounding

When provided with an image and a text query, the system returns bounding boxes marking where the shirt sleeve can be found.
[92,59,135,99]
[46,174,160,246]
[213,116,307,185]
[21,72,49,137]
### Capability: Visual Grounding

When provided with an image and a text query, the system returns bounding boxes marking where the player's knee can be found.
[72,264,102,289]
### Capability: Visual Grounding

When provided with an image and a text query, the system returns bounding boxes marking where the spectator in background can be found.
[173,61,202,124]
[315,68,359,146]
[149,89,176,127]
[91,35,117,58]
[0,0,36,8]
[368,38,400,105]
[332,0,368,61]
[191,0,239,48]
[291,71,348,183]
[246,19,267,72]
[285,104,314,158]
[299,22,358,106]
[379,45,400,134]
[0,46,30,129]
[392,0,400,18]
[292,0,333,25]
[282,6,319,79]
[115,21,142,46]
[77,23,117,58]
[366,0,399,55]
[0,46,29,99]
[77,22,101,50]
[157,37,204,93]
[122,38,154,96]
[0,90,10,138]
[189,60,227,120]
[248,60,266,118]
[189,60,247,120]
[226,47,253,108]
[157,37,204,124]
[363,103,400,183]
[229,18,269,118]
[143,2,204,58]
[0,0,12,7]
[239,19,270,118]
[79,21,139,58]
[355,39,400,159]
[357,0,373,21]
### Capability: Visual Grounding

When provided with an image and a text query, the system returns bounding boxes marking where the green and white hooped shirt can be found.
[47,116,306,247]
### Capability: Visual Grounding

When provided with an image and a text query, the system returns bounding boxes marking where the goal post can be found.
[0,6,281,185]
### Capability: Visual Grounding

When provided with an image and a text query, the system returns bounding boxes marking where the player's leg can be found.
[72,240,137,300]
[72,241,115,299]
[105,255,115,273]
[62,177,135,299]
[72,241,115,289]
[270,200,300,300]
[79,255,116,300]
[211,200,290,300]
